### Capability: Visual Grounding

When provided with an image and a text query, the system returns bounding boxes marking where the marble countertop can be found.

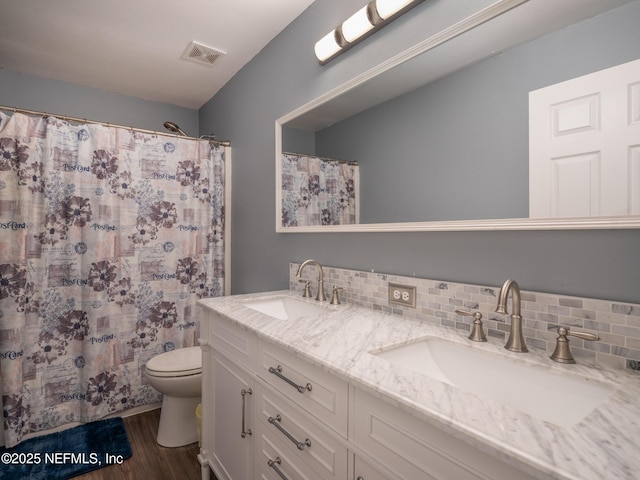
[198,290,640,480]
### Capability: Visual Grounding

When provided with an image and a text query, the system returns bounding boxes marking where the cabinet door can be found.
[212,353,254,480]
[354,455,392,480]
[529,58,640,217]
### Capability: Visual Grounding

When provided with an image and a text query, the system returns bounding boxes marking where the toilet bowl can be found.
[144,346,202,447]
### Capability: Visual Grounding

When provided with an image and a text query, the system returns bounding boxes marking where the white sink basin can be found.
[373,337,614,427]
[242,296,331,320]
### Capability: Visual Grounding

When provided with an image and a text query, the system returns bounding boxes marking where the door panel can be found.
[530,58,640,217]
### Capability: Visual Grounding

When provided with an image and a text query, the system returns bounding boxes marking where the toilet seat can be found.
[145,346,202,378]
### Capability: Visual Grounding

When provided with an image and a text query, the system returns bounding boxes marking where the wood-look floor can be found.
[73,409,207,480]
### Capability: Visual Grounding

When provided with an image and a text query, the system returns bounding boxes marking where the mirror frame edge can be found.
[275,0,640,233]
[275,216,640,233]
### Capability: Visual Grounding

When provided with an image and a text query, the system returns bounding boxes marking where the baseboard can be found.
[105,402,162,419]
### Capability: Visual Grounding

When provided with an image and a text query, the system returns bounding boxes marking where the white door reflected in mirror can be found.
[529,58,640,218]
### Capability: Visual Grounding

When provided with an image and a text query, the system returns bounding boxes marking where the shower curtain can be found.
[0,111,226,447]
[281,153,358,226]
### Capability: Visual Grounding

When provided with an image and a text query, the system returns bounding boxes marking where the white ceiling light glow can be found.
[314,0,424,65]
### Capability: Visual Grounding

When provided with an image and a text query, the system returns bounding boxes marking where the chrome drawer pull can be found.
[267,456,289,480]
[240,388,252,438]
[268,414,312,450]
[268,365,312,393]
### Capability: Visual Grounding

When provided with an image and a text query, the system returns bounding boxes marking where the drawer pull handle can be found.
[268,365,312,393]
[268,414,312,450]
[240,388,252,438]
[267,456,289,480]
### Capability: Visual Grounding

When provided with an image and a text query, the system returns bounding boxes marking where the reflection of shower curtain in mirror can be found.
[281,153,358,226]
[0,111,226,447]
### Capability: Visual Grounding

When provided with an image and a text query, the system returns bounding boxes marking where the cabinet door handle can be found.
[268,414,312,450]
[267,456,289,480]
[268,365,312,393]
[240,387,252,438]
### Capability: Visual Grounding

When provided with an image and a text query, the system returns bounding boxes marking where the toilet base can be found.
[156,395,201,447]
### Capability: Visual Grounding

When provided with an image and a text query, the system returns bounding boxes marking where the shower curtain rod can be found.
[0,104,231,147]
[283,150,358,166]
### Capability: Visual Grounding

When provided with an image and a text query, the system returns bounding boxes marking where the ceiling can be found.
[0,0,315,109]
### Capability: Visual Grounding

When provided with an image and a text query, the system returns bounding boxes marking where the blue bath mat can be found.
[0,417,132,480]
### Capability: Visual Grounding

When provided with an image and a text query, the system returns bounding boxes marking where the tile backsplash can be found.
[290,263,640,371]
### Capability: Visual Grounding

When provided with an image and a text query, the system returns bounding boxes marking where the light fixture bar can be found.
[375,0,416,20]
[314,0,425,65]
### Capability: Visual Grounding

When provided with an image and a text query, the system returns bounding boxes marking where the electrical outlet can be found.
[388,283,416,308]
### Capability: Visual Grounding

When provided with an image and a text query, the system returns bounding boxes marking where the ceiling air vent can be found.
[181,41,225,67]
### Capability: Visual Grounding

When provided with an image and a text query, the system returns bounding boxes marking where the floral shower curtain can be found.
[281,153,358,227]
[0,111,226,447]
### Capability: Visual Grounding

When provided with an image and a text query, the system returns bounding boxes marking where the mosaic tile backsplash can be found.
[290,263,640,371]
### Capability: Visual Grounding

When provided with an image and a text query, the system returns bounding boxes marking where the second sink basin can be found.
[372,337,614,427]
[242,296,331,321]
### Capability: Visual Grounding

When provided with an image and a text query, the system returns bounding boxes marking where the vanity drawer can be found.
[258,341,348,438]
[255,382,348,480]
[255,419,326,480]
[210,314,257,371]
[353,388,535,480]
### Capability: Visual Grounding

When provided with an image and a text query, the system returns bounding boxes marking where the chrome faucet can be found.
[295,259,326,302]
[495,279,528,352]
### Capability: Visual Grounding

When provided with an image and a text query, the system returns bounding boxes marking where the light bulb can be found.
[314,30,342,62]
[342,6,375,43]
[375,0,414,20]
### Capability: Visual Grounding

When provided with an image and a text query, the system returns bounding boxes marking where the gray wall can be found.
[315,4,640,223]
[205,0,640,304]
[283,128,315,155]
[0,68,198,134]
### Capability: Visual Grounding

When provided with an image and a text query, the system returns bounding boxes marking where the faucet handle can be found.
[330,285,344,305]
[455,309,487,342]
[298,279,312,298]
[550,326,600,364]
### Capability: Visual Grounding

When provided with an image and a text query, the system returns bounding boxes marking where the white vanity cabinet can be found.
[352,388,537,480]
[211,354,255,479]
[258,340,349,438]
[255,341,350,479]
[254,418,326,480]
[255,384,349,479]
[200,313,257,480]
[200,306,540,480]
[201,310,350,480]
[352,455,391,480]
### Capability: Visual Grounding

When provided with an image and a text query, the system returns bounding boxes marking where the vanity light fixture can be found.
[314,0,425,64]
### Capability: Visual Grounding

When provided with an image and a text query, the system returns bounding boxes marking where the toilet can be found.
[144,346,202,447]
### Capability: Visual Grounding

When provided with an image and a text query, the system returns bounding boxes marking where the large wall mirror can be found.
[275,0,640,232]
